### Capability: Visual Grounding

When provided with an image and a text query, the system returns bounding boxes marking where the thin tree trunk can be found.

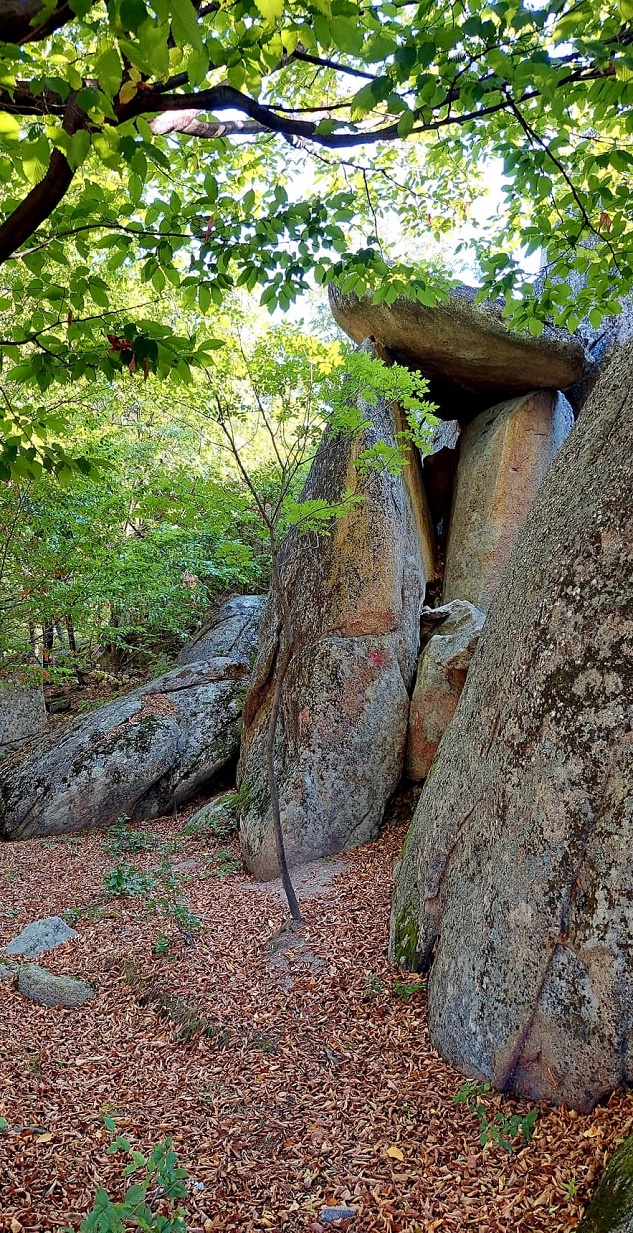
[42,618,54,665]
[266,547,302,923]
[66,614,76,652]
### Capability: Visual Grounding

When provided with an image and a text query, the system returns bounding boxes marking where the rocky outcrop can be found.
[330,285,586,405]
[238,374,433,879]
[442,390,574,611]
[177,594,265,666]
[390,338,633,1113]
[0,657,248,840]
[406,602,485,782]
[578,1133,633,1233]
[0,678,47,761]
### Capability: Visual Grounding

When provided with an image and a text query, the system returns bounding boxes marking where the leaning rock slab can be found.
[406,602,485,781]
[578,1132,633,1233]
[17,964,95,1007]
[177,594,265,667]
[330,285,586,402]
[238,357,432,879]
[4,915,78,958]
[443,390,573,612]
[0,657,248,840]
[390,338,633,1112]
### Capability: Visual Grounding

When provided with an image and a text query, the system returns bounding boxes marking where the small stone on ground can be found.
[3,914,79,958]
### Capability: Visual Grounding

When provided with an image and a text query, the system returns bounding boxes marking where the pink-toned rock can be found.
[443,390,573,612]
[238,370,434,880]
[390,338,633,1113]
[406,601,485,782]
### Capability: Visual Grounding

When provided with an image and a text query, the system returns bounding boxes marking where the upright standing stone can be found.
[406,601,485,782]
[238,367,434,879]
[390,339,633,1113]
[443,390,573,611]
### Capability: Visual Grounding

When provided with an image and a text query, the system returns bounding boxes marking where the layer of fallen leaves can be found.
[1,807,632,1233]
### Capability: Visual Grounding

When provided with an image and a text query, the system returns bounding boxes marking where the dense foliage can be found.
[0,0,630,449]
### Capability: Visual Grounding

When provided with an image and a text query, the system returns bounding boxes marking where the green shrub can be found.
[103,864,157,898]
[452,1080,538,1151]
[102,817,157,858]
[73,1131,189,1232]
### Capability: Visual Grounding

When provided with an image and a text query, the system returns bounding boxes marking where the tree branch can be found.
[0,94,87,265]
[0,0,97,44]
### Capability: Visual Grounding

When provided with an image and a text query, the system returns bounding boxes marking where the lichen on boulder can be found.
[238,360,433,878]
[390,337,633,1113]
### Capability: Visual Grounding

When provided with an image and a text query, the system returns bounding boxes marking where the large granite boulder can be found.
[0,657,248,840]
[0,678,47,761]
[330,285,587,405]
[177,595,265,666]
[443,390,574,611]
[406,601,485,782]
[238,372,433,879]
[389,338,633,1113]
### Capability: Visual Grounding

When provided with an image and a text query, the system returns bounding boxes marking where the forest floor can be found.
[1,805,632,1233]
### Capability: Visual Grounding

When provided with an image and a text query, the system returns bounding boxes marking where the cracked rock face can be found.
[238,365,433,879]
[389,339,633,1113]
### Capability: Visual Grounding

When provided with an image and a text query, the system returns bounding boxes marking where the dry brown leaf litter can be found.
[1,809,632,1233]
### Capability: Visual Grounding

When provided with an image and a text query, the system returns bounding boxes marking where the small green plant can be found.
[205,850,244,879]
[63,907,82,927]
[250,1032,278,1055]
[362,972,384,1000]
[102,817,157,858]
[0,1117,8,1131]
[561,1176,579,1199]
[154,932,171,957]
[393,978,424,1004]
[76,1126,189,1232]
[103,864,157,898]
[169,902,201,932]
[452,1081,539,1151]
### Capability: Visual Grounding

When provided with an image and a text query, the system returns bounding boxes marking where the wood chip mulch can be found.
[1,810,632,1233]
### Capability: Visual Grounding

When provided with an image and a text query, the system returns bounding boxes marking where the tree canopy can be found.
[0,0,631,473]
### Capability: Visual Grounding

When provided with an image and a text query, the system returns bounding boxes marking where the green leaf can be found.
[67,130,91,171]
[23,136,50,185]
[329,17,364,54]
[397,109,414,138]
[119,0,149,32]
[95,46,123,96]
[254,0,283,24]
[170,0,203,49]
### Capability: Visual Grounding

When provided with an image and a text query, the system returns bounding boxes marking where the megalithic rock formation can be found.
[442,390,574,611]
[389,337,633,1113]
[237,358,434,879]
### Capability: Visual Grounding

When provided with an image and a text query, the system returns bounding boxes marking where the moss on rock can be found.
[579,1133,633,1233]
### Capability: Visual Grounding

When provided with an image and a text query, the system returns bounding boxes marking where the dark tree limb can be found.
[0,94,85,264]
[0,0,98,44]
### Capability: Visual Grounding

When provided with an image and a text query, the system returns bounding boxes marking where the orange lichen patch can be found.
[0,813,631,1232]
